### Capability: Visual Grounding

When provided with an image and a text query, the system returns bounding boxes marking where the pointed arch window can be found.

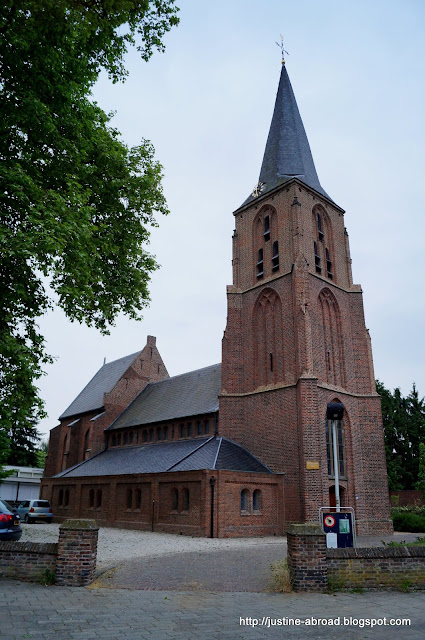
[317,212,324,241]
[314,242,321,273]
[326,248,333,279]
[256,248,264,278]
[264,215,270,241]
[272,241,279,272]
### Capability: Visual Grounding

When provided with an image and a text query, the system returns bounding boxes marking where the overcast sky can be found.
[37,0,425,438]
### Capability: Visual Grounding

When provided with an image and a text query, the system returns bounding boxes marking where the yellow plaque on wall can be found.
[306,460,320,470]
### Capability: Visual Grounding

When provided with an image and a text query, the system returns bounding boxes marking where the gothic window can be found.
[317,211,324,241]
[135,489,142,509]
[253,489,262,512]
[256,248,264,279]
[272,241,279,272]
[182,488,190,511]
[318,289,346,387]
[264,215,270,241]
[96,489,102,508]
[172,488,179,511]
[314,242,321,273]
[126,488,133,509]
[326,248,333,279]
[253,288,284,386]
[84,428,90,451]
[240,489,249,512]
[326,408,345,477]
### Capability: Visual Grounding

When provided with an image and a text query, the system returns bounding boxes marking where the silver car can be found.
[16,499,53,524]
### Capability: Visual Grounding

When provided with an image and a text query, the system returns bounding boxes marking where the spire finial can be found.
[276,35,289,65]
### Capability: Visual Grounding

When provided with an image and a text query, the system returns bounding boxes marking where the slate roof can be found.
[53,436,272,478]
[59,351,140,420]
[242,63,331,206]
[106,363,221,430]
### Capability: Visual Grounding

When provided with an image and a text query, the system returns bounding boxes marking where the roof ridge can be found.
[166,436,216,471]
[146,362,221,388]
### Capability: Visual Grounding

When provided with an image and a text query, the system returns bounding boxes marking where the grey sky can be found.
[37,0,425,437]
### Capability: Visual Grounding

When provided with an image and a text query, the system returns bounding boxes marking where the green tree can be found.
[377,380,425,490]
[0,427,13,479]
[415,442,425,499]
[0,2,179,440]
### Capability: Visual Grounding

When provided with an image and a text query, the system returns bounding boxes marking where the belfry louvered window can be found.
[326,248,333,279]
[317,212,324,241]
[314,242,321,273]
[264,215,270,241]
[256,248,264,278]
[272,241,279,272]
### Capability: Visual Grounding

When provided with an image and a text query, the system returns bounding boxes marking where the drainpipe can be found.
[210,476,216,538]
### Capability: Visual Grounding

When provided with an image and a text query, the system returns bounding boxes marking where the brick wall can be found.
[0,520,98,586]
[0,541,57,582]
[41,469,285,537]
[286,523,328,592]
[327,547,425,590]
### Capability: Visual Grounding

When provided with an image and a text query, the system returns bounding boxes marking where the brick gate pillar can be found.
[287,523,327,592]
[56,519,99,586]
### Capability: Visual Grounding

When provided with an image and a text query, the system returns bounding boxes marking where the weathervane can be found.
[276,35,289,64]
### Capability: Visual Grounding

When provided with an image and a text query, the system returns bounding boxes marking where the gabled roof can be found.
[242,63,331,206]
[53,436,271,478]
[106,363,221,430]
[59,351,140,420]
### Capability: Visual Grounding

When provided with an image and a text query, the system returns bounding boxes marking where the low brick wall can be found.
[327,546,425,590]
[0,541,57,582]
[287,524,327,592]
[0,519,98,586]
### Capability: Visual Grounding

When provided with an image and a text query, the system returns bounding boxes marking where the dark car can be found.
[0,498,22,541]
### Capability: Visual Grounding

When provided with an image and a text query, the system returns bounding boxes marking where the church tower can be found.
[219,60,392,534]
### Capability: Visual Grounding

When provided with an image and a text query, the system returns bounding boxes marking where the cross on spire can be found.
[276,35,289,64]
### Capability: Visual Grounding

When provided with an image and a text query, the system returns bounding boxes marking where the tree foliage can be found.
[0,2,179,441]
[377,380,425,490]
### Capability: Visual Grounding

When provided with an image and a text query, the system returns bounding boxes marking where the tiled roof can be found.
[106,363,221,430]
[53,437,271,478]
[59,352,140,420]
[242,63,331,207]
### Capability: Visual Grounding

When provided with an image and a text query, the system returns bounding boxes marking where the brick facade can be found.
[220,182,392,534]
[41,470,285,538]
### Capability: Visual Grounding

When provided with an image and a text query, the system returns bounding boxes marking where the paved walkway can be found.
[2,580,425,640]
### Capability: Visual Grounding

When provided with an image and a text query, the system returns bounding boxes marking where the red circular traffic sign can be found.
[324,515,336,528]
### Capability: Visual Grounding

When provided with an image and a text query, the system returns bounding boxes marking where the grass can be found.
[269,558,292,592]
[382,536,425,547]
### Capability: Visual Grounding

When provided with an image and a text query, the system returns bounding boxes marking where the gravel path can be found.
[20,523,285,574]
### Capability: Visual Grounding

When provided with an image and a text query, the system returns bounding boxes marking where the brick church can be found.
[42,60,393,537]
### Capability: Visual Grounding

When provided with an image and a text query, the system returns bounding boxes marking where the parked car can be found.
[15,499,53,524]
[0,498,22,541]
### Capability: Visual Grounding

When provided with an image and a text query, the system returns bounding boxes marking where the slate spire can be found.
[245,63,330,204]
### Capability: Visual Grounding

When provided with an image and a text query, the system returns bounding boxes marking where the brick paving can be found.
[1,580,425,640]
